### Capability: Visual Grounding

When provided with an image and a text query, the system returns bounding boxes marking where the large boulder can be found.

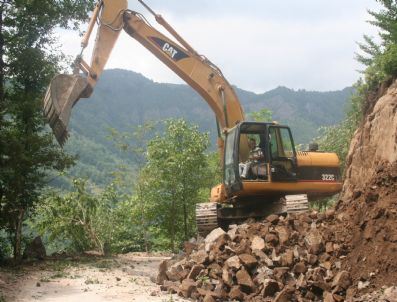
[23,236,46,260]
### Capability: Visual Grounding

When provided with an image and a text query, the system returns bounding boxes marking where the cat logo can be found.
[149,36,189,61]
[162,43,178,59]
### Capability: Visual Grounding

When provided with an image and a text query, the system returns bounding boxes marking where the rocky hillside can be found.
[154,80,397,301]
[335,79,397,291]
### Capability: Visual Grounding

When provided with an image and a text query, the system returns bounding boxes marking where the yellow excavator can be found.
[43,0,342,235]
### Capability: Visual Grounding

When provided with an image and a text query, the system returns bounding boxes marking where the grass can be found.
[39,277,51,282]
[46,259,76,272]
[85,278,101,284]
[161,295,175,302]
[196,274,210,284]
[90,259,120,270]
[50,271,68,279]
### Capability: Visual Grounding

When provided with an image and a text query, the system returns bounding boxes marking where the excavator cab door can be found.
[268,126,298,181]
[223,126,242,196]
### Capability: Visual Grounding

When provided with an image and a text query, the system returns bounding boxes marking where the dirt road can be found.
[0,253,189,302]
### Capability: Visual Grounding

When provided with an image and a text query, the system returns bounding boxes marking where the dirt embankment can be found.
[335,78,397,292]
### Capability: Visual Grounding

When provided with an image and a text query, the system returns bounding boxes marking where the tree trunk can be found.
[171,198,175,252]
[183,201,187,241]
[13,207,25,261]
[0,3,5,184]
[0,4,4,105]
[138,184,149,253]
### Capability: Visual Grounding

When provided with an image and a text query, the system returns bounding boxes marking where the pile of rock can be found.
[156,211,353,301]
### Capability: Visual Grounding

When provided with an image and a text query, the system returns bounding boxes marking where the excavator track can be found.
[196,203,218,237]
[196,194,309,236]
[284,194,309,213]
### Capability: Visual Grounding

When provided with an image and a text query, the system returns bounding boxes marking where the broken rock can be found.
[222,268,233,287]
[225,255,241,270]
[203,294,216,302]
[251,235,265,251]
[236,268,255,290]
[265,233,279,245]
[293,262,307,274]
[166,262,187,282]
[323,291,335,302]
[261,279,280,297]
[205,228,227,252]
[161,280,180,293]
[239,253,258,268]
[179,279,197,298]
[266,214,280,224]
[156,259,169,285]
[280,249,294,267]
[187,264,204,281]
[229,285,244,300]
[304,228,324,255]
[332,271,351,290]
[190,250,208,265]
[275,226,290,245]
[274,286,294,302]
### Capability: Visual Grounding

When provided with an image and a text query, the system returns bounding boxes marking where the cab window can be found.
[269,127,295,159]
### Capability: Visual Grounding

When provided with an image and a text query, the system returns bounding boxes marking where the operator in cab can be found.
[239,137,265,179]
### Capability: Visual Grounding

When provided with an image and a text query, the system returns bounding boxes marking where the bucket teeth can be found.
[53,122,69,147]
[42,74,88,146]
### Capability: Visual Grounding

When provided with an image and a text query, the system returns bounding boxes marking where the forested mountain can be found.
[57,68,353,188]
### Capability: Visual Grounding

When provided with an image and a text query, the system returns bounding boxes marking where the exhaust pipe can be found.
[43,74,88,146]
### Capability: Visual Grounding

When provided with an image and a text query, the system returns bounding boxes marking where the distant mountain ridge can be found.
[58,68,353,189]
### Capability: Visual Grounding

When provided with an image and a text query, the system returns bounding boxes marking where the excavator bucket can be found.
[43,74,88,146]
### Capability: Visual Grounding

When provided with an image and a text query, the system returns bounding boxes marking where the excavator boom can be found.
[43,0,127,145]
[43,0,246,156]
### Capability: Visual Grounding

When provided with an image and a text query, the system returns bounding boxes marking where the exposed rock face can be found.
[342,80,397,201]
[336,79,397,291]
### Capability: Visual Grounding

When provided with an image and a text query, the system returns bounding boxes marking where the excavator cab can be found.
[223,122,298,196]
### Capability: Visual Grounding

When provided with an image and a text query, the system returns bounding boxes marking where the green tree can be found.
[107,121,157,189]
[356,0,397,86]
[107,121,157,251]
[139,119,210,252]
[320,1,397,171]
[0,0,95,260]
[317,80,365,169]
[248,108,273,122]
[34,178,152,254]
[35,180,114,254]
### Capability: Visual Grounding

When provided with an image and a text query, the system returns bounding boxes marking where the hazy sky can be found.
[59,0,381,93]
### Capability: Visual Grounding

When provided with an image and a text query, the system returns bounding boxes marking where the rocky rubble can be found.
[157,210,354,301]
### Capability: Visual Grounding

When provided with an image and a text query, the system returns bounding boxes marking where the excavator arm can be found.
[44,0,247,158]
